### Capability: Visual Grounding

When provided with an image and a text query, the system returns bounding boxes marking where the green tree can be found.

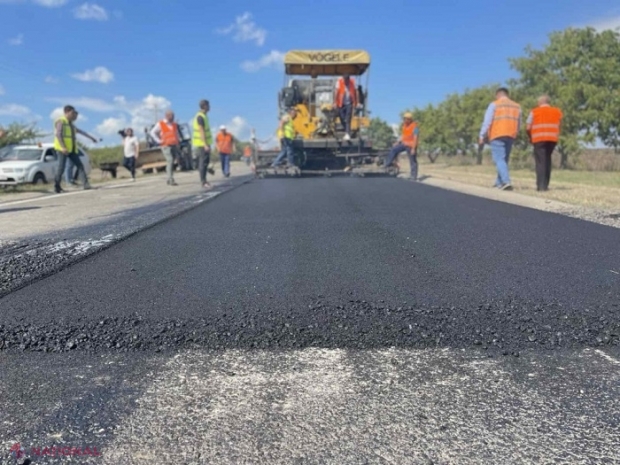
[368,117,397,149]
[509,27,620,167]
[0,122,46,148]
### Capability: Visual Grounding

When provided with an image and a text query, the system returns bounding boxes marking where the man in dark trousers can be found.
[526,95,563,191]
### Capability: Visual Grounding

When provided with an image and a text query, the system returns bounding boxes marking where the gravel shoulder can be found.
[399,157,620,229]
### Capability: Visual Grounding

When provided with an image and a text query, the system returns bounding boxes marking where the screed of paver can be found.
[101,348,620,465]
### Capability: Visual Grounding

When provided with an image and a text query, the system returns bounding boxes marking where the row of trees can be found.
[369,27,620,168]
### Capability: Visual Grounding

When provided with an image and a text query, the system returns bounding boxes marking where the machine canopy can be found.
[284,50,370,76]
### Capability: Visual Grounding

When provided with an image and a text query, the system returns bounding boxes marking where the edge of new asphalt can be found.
[0,174,254,299]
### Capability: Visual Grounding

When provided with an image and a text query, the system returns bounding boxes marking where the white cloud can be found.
[71,66,114,84]
[125,94,172,129]
[96,116,127,135]
[74,3,108,21]
[0,84,4,96]
[8,33,23,46]
[49,107,64,121]
[588,15,620,31]
[0,103,31,117]
[45,76,59,84]
[33,0,67,6]
[219,116,250,139]
[0,0,68,6]
[241,50,285,72]
[46,97,116,112]
[216,12,266,46]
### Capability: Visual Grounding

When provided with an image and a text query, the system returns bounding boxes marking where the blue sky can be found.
[0,0,619,147]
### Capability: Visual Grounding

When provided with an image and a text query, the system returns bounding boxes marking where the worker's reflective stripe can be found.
[283,120,295,139]
[531,124,560,130]
[192,112,212,147]
[53,116,75,153]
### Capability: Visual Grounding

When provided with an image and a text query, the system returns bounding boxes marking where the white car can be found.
[0,143,92,186]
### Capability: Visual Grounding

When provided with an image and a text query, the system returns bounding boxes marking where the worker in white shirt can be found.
[121,128,140,181]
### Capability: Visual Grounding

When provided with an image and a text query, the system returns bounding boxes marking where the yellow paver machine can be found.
[254,50,395,177]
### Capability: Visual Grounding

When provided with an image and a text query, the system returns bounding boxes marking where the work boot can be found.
[83,182,92,190]
[54,184,64,194]
[501,183,513,191]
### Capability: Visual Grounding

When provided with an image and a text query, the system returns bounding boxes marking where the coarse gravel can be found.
[1,177,618,357]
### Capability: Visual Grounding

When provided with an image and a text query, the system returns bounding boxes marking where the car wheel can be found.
[33,172,47,185]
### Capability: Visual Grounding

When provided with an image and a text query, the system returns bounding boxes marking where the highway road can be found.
[1,177,619,464]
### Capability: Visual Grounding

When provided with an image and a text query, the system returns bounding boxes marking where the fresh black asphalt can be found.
[0,177,618,354]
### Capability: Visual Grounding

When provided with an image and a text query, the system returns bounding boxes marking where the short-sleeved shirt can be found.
[123,136,139,158]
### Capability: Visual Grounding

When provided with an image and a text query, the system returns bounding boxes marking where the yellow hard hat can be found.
[403,112,413,119]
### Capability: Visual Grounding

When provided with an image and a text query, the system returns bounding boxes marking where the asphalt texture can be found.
[1,177,619,464]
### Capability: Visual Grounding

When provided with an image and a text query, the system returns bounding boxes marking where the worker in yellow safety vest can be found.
[271,108,297,168]
[192,99,213,189]
[53,105,99,193]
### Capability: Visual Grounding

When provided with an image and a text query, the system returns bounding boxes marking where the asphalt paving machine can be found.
[254,50,394,177]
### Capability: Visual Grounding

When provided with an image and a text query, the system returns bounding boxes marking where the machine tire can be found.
[32,172,46,185]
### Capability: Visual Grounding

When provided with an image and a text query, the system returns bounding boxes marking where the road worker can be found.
[479,87,522,191]
[271,108,297,168]
[243,145,252,166]
[150,110,181,186]
[216,125,235,178]
[192,99,213,188]
[526,95,563,191]
[384,112,420,180]
[334,74,359,141]
[53,105,98,193]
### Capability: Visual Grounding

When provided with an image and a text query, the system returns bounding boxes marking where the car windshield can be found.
[1,148,42,161]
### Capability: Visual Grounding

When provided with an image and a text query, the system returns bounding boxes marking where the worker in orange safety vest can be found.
[216,125,236,178]
[150,110,181,186]
[526,95,563,191]
[243,145,252,166]
[334,74,360,141]
[384,112,420,180]
[479,87,522,191]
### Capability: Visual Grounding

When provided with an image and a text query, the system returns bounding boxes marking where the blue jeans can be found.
[272,139,295,167]
[123,156,136,178]
[220,153,231,176]
[490,137,514,186]
[384,143,411,168]
[64,158,76,183]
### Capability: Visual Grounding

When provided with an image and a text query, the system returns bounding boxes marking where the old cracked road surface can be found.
[1,177,619,464]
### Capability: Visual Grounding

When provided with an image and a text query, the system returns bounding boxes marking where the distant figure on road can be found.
[526,95,563,192]
[192,99,213,189]
[243,145,252,166]
[479,87,522,191]
[384,112,420,180]
[122,127,140,182]
[53,105,98,194]
[216,125,235,178]
[150,110,181,186]
[271,108,298,168]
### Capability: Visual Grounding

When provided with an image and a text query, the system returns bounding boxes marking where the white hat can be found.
[219,125,226,130]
